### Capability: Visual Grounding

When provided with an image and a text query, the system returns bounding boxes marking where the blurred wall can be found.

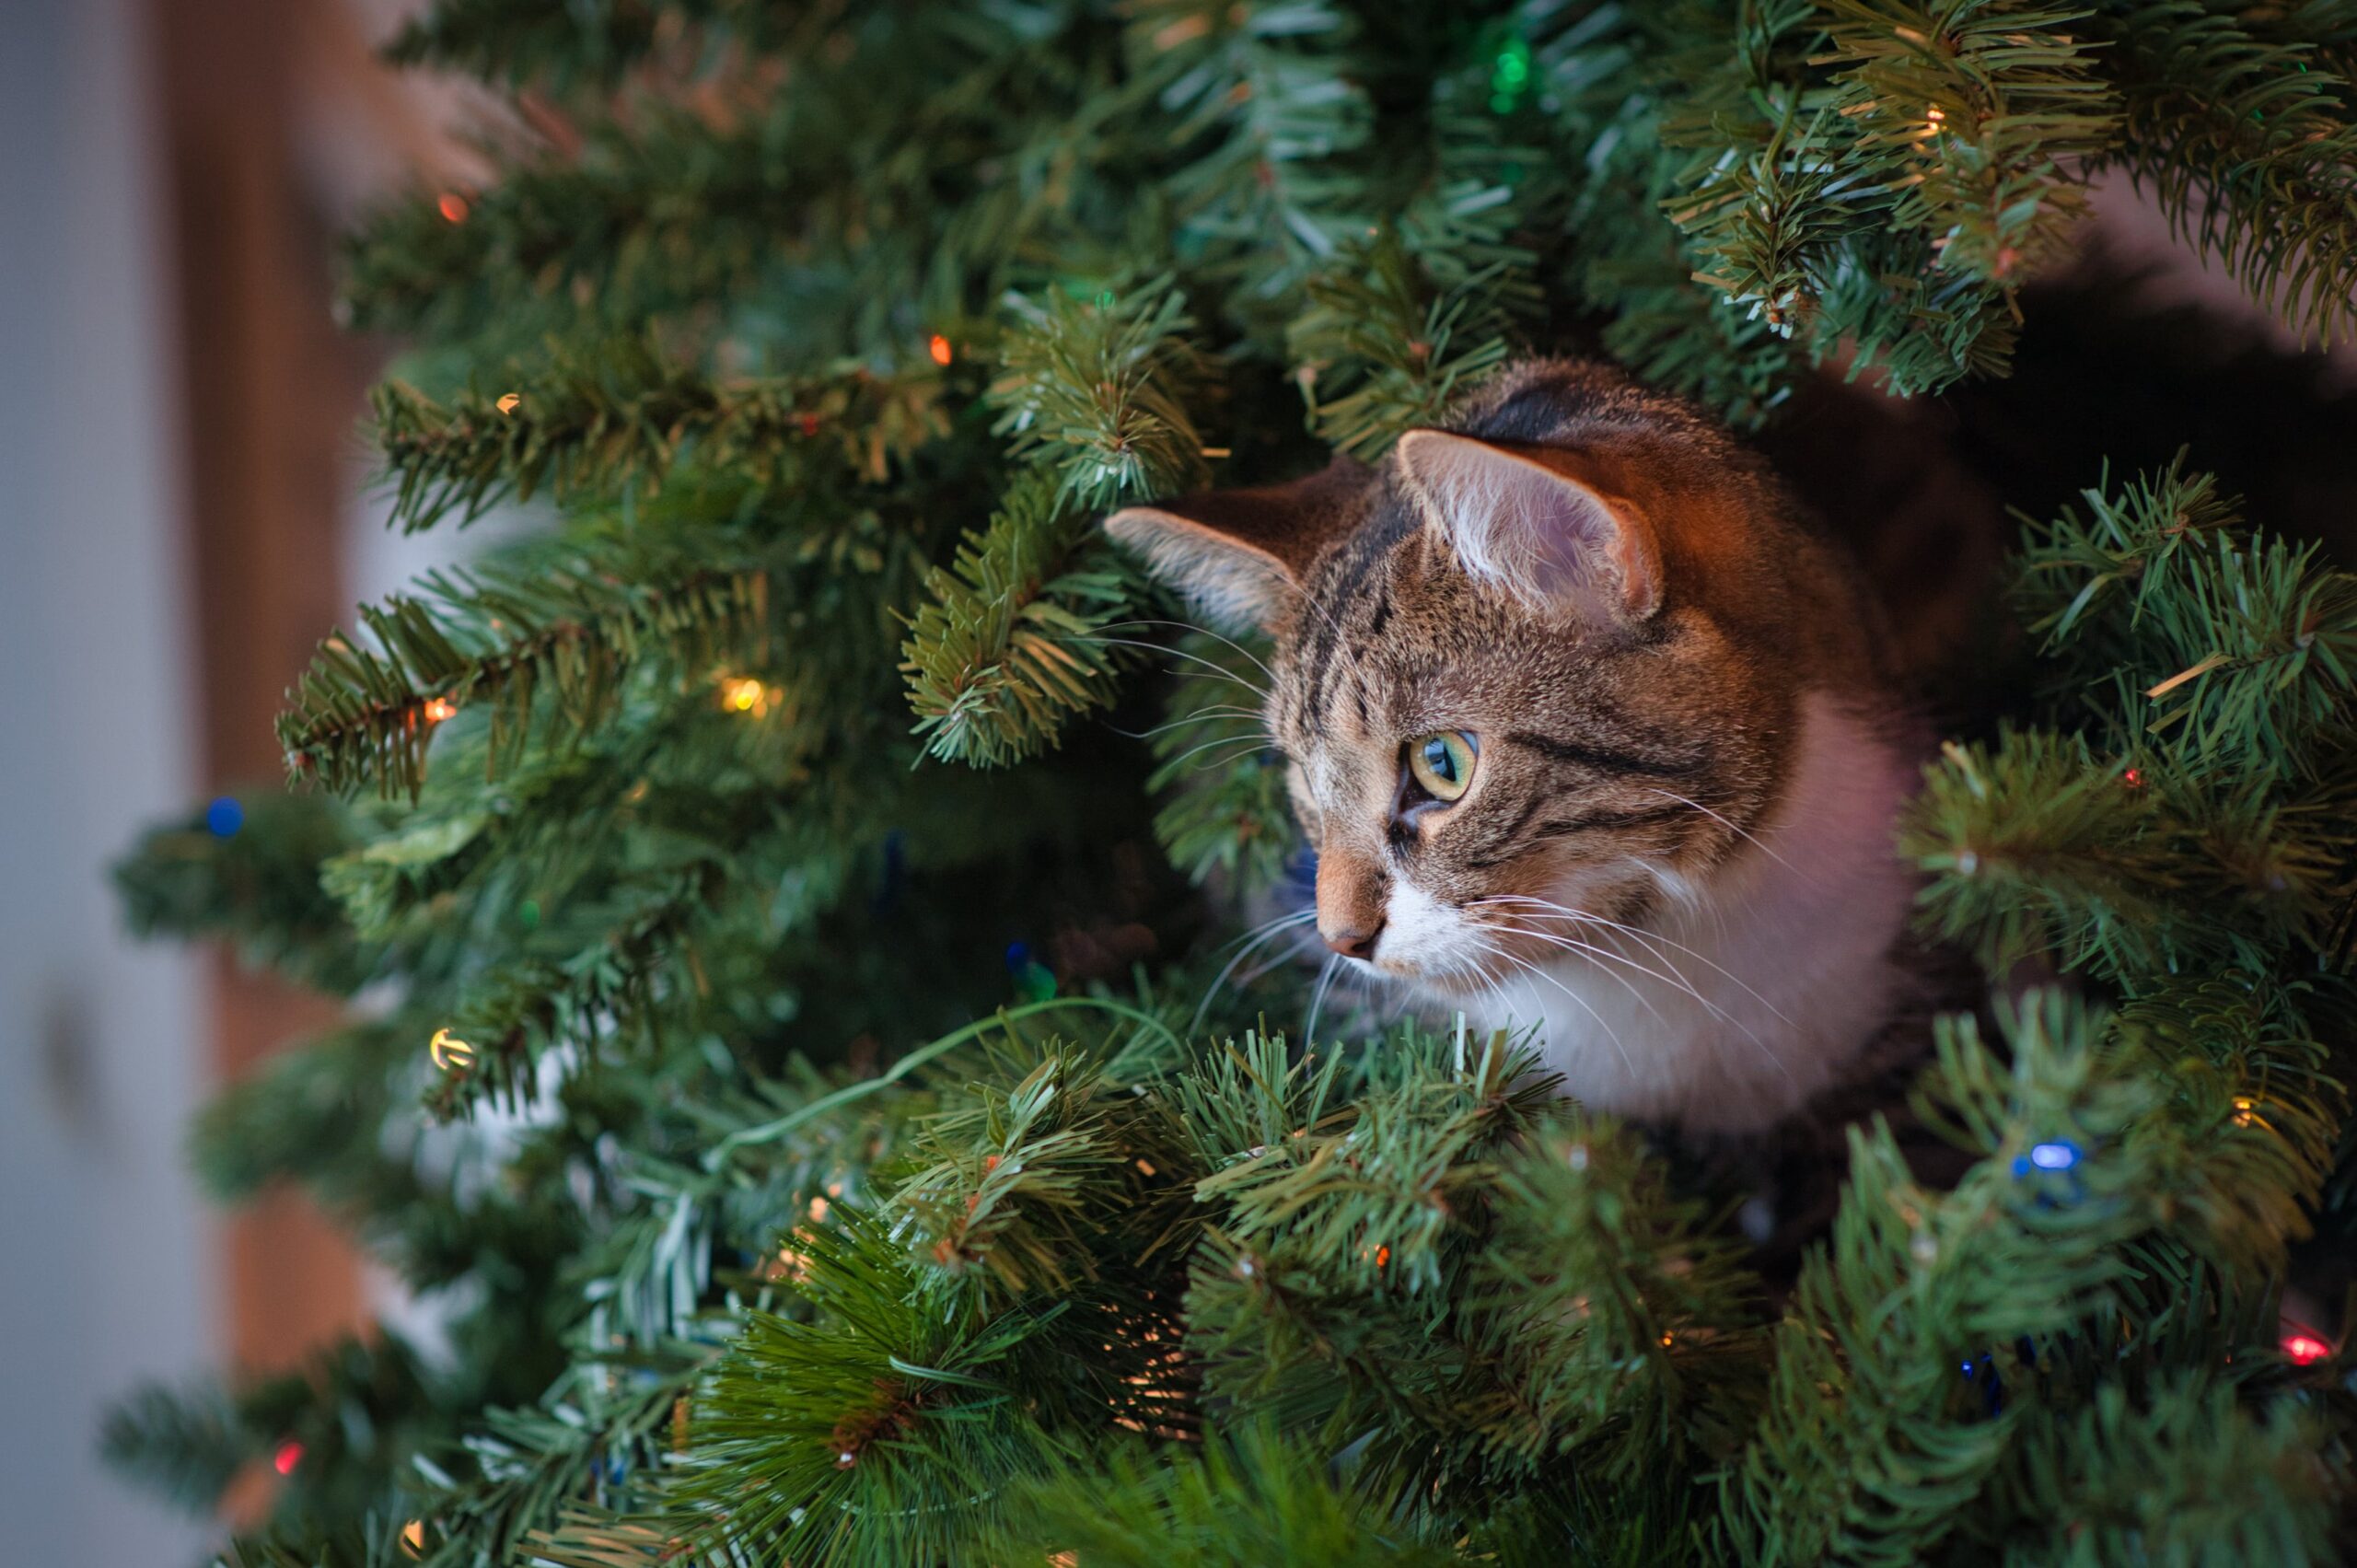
[0,0,216,1562]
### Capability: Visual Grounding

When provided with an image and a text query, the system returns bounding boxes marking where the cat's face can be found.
[1262,540,1787,993]
[1109,361,1886,993]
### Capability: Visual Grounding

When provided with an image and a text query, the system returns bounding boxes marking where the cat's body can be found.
[1109,360,1935,1135]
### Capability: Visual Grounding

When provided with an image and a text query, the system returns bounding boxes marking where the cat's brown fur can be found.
[1109,359,1932,1133]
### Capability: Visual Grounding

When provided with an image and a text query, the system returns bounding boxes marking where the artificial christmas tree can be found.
[108,3,2357,1563]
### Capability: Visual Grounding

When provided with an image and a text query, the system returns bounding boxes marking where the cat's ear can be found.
[1395,429,1661,620]
[1104,455,1372,632]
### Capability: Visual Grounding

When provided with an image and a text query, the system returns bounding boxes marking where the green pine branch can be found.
[383,0,788,92]
[99,1380,250,1516]
[373,347,946,532]
[1673,105,1851,344]
[1817,0,2119,285]
[900,471,1138,768]
[1910,460,2357,987]
[1174,1027,1759,1522]
[2096,0,2357,345]
[111,789,382,993]
[1670,1,2123,394]
[990,1423,1457,1568]
[419,867,721,1120]
[891,1038,1191,1303]
[663,1211,1072,1568]
[1196,1029,1561,1297]
[1972,1374,2341,1562]
[1715,993,2312,1565]
[404,1349,712,1568]
[1903,730,2347,986]
[108,1336,451,1563]
[989,275,1211,511]
[1131,0,1374,313]
[278,535,770,798]
[351,9,1121,359]
[2017,457,2357,775]
[1290,235,1518,459]
[1905,730,2198,982]
[1471,1123,1767,1484]
[186,1021,411,1205]
[1535,4,1805,425]
[341,105,800,345]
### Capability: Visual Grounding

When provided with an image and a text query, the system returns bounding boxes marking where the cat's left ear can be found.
[1104,454,1373,633]
[1396,429,1662,620]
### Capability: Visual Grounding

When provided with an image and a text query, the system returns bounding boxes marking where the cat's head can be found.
[1107,360,1894,993]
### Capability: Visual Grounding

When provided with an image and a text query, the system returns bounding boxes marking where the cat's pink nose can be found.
[1322,922,1382,961]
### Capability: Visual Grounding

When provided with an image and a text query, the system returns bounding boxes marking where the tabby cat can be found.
[1107,360,1933,1135]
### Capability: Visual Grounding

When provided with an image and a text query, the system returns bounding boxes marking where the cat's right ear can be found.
[1104,455,1371,633]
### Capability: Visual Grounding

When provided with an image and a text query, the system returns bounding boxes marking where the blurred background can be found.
[0,4,2349,1564]
[0,1,488,1560]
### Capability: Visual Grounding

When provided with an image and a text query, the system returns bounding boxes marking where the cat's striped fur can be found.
[1109,360,1933,1134]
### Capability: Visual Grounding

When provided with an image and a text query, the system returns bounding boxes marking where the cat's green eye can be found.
[1407,730,1477,803]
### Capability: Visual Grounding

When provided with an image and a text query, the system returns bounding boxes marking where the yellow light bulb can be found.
[720,676,770,714]
[428,1028,476,1072]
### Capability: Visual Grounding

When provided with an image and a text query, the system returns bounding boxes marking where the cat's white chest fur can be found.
[1392,691,1922,1133]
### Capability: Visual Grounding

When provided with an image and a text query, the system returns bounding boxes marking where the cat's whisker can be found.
[1566,912,1795,1035]
[1383,968,1421,1031]
[1155,730,1281,775]
[1191,910,1317,1036]
[1486,923,1680,1031]
[1318,964,1373,1043]
[1472,935,1638,1086]
[1508,928,1782,1089]
[1469,893,1796,1028]
[1107,703,1267,743]
[1639,788,1818,888]
[1206,907,1316,966]
[1476,903,1739,1027]
[1099,618,1279,688]
[1497,925,1780,1066]
[1074,635,1271,700]
[1199,950,1311,1041]
[1425,946,1480,1002]
[1232,927,1321,993]
[1305,953,1341,1045]
[1470,900,1800,1085]
[1475,903,1794,1087]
